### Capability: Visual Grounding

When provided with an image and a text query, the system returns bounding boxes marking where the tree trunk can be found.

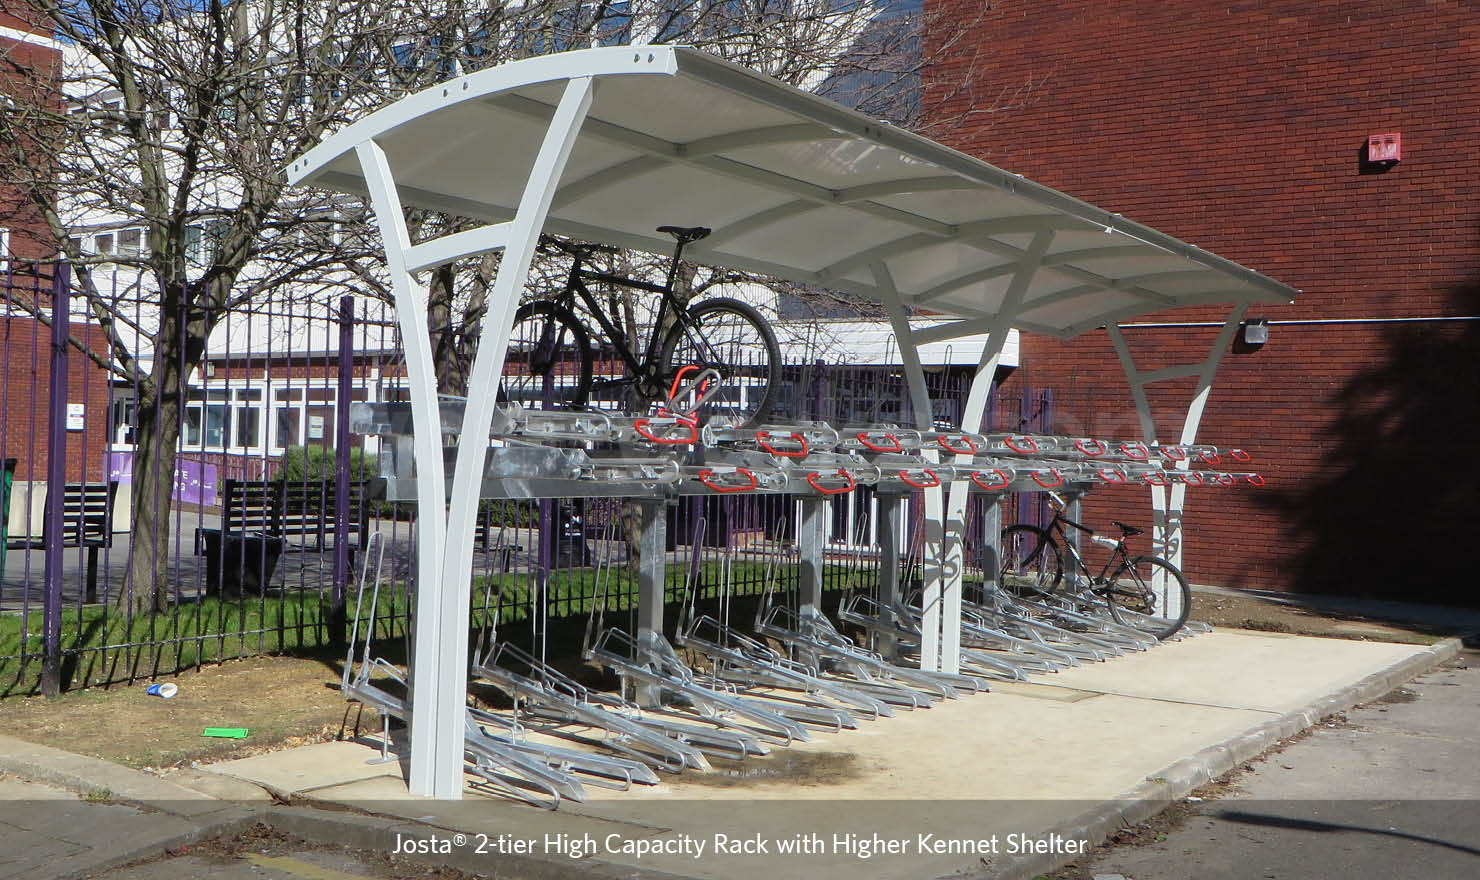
[118,382,184,613]
[115,297,203,614]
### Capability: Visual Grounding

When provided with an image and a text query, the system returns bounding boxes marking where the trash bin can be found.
[198,528,286,597]
[0,458,15,571]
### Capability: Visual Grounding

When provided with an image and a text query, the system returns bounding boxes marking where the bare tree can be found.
[0,1,465,612]
[0,1,990,612]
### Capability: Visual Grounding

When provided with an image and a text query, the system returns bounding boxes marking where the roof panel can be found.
[287,46,1296,337]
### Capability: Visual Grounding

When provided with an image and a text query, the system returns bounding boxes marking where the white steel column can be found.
[874,263,945,669]
[356,140,448,795]
[935,230,1054,673]
[1107,304,1246,597]
[355,76,596,798]
[875,229,1051,674]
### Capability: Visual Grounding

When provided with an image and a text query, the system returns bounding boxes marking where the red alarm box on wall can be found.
[1367,132,1401,164]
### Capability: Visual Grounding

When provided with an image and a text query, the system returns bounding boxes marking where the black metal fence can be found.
[2,260,1025,696]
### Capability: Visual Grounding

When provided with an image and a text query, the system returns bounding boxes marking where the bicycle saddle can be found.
[657,225,711,243]
[1112,521,1144,537]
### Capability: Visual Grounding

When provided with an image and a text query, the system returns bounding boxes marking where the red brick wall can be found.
[926,1,1480,601]
[1,311,116,485]
[1,6,61,259]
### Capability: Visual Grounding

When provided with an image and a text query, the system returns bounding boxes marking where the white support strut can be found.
[355,76,596,799]
[1107,304,1246,609]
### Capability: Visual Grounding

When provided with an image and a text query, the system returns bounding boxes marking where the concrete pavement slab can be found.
[0,733,229,818]
[204,740,405,797]
[1035,629,1429,713]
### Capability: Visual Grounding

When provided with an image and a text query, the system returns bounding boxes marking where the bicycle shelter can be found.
[286,46,1296,799]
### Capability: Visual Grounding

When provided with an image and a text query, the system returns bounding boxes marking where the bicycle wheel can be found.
[659,297,780,427]
[998,525,1063,598]
[500,302,592,409]
[1105,555,1191,640]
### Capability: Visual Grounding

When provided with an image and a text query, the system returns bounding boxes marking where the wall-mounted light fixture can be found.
[1233,317,1269,353]
[1361,132,1401,173]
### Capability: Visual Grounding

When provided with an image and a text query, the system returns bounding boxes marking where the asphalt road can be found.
[1071,647,1480,880]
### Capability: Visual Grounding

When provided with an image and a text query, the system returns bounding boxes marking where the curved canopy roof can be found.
[288,46,1295,339]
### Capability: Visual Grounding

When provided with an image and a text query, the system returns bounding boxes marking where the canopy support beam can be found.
[1107,303,1246,595]
[355,75,596,799]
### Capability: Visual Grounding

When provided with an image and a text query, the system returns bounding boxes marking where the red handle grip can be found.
[1160,445,1188,461]
[1182,471,1205,487]
[634,416,697,445]
[899,468,939,489]
[1004,435,1039,454]
[1075,438,1107,457]
[1244,473,1265,487]
[757,430,808,458]
[856,432,902,453]
[1120,441,1150,460]
[1030,468,1063,489]
[1230,448,1253,463]
[971,469,1011,491]
[807,469,856,495]
[1097,466,1128,484]
[937,434,979,455]
[1198,450,1221,466]
[1143,471,1169,486]
[667,364,709,402]
[699,467,756,493]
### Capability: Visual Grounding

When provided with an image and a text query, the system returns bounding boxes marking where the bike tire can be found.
[499,301,593,409]
[998,524,1063,598]
[658,297,781,427]
[1106,555,1191,640]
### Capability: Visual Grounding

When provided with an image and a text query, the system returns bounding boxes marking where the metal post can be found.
[332,296,353,649]
[41,262,70,697]
[1061,488,1084,592]
[634,498,665,708]
[798,497,827,616]
[875,493,903,657]
[980,494,1002,597]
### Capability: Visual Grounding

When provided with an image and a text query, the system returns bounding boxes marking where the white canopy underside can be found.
[288,47,1294,338]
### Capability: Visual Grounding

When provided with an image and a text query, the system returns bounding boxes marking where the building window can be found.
[183,386,262,451]
[0,228,9,266]
[118,228,143,258]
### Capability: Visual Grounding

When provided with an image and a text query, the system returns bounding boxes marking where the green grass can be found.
[0,558,879,697]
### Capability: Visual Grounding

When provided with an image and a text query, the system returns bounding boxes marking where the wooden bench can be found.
[197,478,369,596]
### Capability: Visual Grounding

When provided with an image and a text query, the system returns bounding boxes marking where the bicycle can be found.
[501,226,782,427]
[997,491,1191,640]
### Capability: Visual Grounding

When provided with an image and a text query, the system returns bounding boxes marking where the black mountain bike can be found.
[502,226,781,427]
[998,491,1191,640]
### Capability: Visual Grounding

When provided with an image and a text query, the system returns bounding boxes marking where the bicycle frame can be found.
[1041,508,1130,592]
[550,244,716,392]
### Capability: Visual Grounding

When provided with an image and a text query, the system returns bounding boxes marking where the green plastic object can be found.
[202,727,249,739]
[1,458,15,571]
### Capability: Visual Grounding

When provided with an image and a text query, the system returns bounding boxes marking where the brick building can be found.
[924,1,1479,602]
[3,13,112,498]
[1,4,60,261]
